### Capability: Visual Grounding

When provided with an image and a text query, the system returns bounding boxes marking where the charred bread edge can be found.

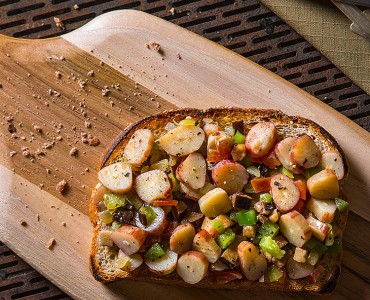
[90,107,348,294]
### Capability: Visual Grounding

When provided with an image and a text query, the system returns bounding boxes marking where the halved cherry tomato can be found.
[152,199,179,207]
[250,177,271,193]
[294,180,307,201]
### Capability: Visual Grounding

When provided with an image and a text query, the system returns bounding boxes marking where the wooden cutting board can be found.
[0,10,369,300]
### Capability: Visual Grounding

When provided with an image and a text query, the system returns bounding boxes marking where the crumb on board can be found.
[89,137,100,146]
[33,125,42,133]
[102,87,110,96]
[176,52,182,60]
[53,17,65,30]
[56,179,68,194]
[87,70,94,77]
[61,222,66,226]
[9,151,17,157]
[169,7,175,15]
[146,41,161,52]
[20,219,27,226]
[55,71,61,79]
[69,147,78,156]
[85,121,91,128]
[36,214,40,221]
[47,238,56,250]
[73,4,79,10]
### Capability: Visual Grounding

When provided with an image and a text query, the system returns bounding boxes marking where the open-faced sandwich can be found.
[89,108,348,293]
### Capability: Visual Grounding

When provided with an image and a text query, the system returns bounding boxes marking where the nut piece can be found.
[56,179,68,194]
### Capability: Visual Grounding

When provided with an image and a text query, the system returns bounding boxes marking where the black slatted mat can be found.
[0,1,369,299]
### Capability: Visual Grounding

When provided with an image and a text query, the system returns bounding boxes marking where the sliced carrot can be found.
[152,199,178,207]
[294,180,307,200]
[262,151,281,169]
[250,177,271,193]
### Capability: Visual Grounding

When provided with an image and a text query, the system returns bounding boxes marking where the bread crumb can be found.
[20,219,27,226]
[55,71,61,79]
[169,7,175,15]
[89,137,100,146]
[176,52,182,60]
[156,102,161,108]
[56,179,68,194]
[78,79,86,88]
[61,222,66,226]
[85,167,89,172]
[102,87,110,96]
[87,70,94,77]
[69,147,78,156]
[9,151,17,157]
[33,125,42,133]
[73,4,79,10]
[54,17,65,30]
[36,214,40,221]
[85,121,91,128]
[47,238,56,250]
[146,41,161,52]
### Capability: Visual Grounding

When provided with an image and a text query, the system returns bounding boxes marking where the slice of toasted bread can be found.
[89,107,348,293]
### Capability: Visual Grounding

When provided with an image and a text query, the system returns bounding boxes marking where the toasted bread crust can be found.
[90,107,348,293]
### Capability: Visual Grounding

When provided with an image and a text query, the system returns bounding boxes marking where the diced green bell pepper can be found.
[216,229,236,250]
[139,206,157,226]
[258,221,279,238]
[103,193,126,212]
[236,209,257,226]
[211,219,225,234]
[325,223,334,246]
[259,236,285,259]
[304,165,323,179]
[327,238,343,255]
[244,183,255,194]
[168,172,180,192]
[233,131,245,144]
[304,237,328,255]
[335,197,349,213]
[145,243,165,260]
[278,165,294,179]
[268,264,283,282]
[111,221,122,231]
[259,193,273,203]
[125,191,144,210]
[229,211,238,222]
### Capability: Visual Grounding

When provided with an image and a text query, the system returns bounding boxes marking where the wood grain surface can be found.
[0,10,369,300]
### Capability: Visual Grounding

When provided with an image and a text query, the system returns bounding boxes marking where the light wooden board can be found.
[0,10,369,300]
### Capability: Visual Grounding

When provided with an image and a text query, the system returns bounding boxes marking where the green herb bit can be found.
[216,229,236,250]
[103,193,127,212]
[233,131,245,144]
[259,193,273,203]
[278,165,294,179]
[139,206,157,226]
[211,219,225,234]
[145,243,165,260]
[335,197,349,213]
[304,165,323,179]
[259,236,285,259]
[236,209,257,226]
[258,221,279,238]
[268,264,283,282]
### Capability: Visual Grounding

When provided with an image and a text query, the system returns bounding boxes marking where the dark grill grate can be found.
[0,1,369,299]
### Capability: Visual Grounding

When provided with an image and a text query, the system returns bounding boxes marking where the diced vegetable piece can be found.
[123,129,154,167]
[203,119,221,137]
[294,180,307,200]
[176,153,206,189]
[268,264,283,282]
[273,235,288,248]
[99,210,113,224]
[327,238,343,255]
[103,193,126,212]
[144,249,178,275]
[306,215,330,242]
[118,250,143,271]
[145,243,165,260]
[307,169,339,200]
[179,117,198,126]
[181,212,204,228]
[238,241,267,281]
[247,166,261,177]
[274,137,300,174]
[307,250,320,266]
[176,251,209,284]
[321,151,345,180]
[111,225,148,255]
[207,131,233,162]
[259,236,285,259]
[271,174,300,213]
[268,209,280,223]
[135,206,167,236]
[244,183,255,193]
[286,257,314,279]
[216,229,236,250]
[243,225,257,238]
[293,247,308,263]
[260,193,273,203]
[245,122,277,158]
[304,165,324,179]
[159,125,205,157]
[306,198,337,223]
[152,199,178,207]
[231,144,247,161]
[193,230,222,263]
[210,219,225,234]
[170,223,196,254]
[220,237,245,268]
[135,170,172,204]
[115,256,131,271]
[151,159,169,172]
[250,177,271,193]
[231,193,252,209]
[258,221,279,238]
[304,238,328,255]
[236,209,257,226]
[91,183,108,205]
[98,162,133,193]
[278,166,294,179]
[213,270,243,284]
[335,197,349,213]
[167,173,179,193]
[198,188,232,218]
[262,151,281,169]
[99,230,113,246]
[290,134,321,168]
[179,182,201,200]
[233,131,245,144]
[279,211,312,247]
[325,223,335,247]
[212,160,249,194]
